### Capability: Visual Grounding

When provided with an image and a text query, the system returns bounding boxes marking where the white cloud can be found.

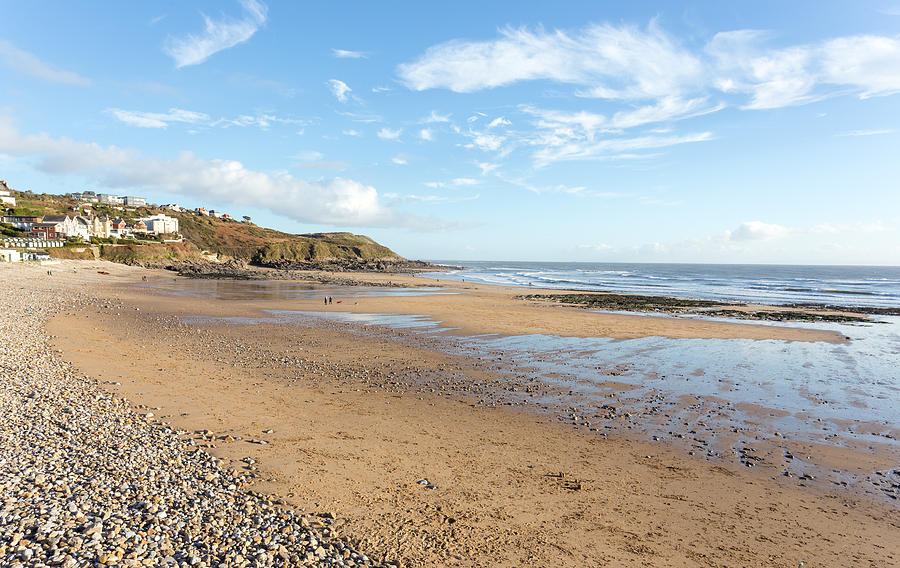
[424,178,479,188]
[0,40,91,85]
[820,35,900,99]
[332,48,367,59]
[531,131,712,167]
[294,150,324,161]
[164,0,267,68]
[342,129,361,136]
[488,116,511,128]
[708,31,900,109]
[578,243,614,252]
[511,103,718,166]
[729,221,790,241]
[108,107,303,131]
[470,133,505,152]
[400,21,900,110]
[377,127,401,140]
[328,79,352,102]
[610,96,723,129]
[398,22,702,100]
[0,118,411,227]
[477,162,500,175]
[337,111,382,123]
[391,154,408,165]
[213,113,304,129]
[419,128,434,141]
[371,86,391,93]
[389,193,481,205]
[837,129,894,137]
[107,108,209,129]
[422,110,451,123]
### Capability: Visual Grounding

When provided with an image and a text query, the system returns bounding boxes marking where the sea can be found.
[421,261,900,309]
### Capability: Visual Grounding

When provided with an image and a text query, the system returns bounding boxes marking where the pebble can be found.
[0,266,385,567]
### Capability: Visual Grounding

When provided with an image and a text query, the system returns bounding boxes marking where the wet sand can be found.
[25,261,900,566]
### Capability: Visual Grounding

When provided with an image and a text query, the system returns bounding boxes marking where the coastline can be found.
[5,260,899,566]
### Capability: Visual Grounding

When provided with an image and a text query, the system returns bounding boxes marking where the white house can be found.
[98,193,124,205]
[160,203,182,212]
[139,213,179,235]
[0,189,15,206]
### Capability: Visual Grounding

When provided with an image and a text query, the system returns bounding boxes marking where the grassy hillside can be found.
[3,189,405,264]
[175,214,402,263]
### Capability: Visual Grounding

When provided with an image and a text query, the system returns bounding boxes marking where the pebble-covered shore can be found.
[0,266,383,567]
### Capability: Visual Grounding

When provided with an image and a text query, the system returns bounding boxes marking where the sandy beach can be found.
[4,260,899,567]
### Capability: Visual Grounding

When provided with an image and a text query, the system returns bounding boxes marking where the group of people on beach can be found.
[324,296,334,305]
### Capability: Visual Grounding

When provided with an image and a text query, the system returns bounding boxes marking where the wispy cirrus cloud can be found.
[836,128,894,137]
[421,110,452,123]
[291,150,348,171]
[425,178,480,188]
[328,79,352,102]
[398,22,702,99]
[107,107,304,131]
[0,40,91,85]
[213,113,305,129]
[164,0,267,68]
[332,48,367,59]
[530,131,712,167]
[107,108,209,128]
[377,127,402,140]
[398,21,900,110]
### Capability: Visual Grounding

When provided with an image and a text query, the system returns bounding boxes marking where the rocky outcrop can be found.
[167,258,447,281]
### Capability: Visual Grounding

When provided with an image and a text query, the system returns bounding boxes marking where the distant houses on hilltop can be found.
[74,191,146,207]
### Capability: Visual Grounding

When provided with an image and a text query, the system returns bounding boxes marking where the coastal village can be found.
[0,180,241,263]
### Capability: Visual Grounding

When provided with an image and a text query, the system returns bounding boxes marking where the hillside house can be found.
[139,214,179,235]
[196,208,209,216]
[110,218,128,238]
[131,220,148,233]
[160,204,182,212]
[123,196,146,207]
[1,216,40,230]
[98,193,124,204]
[29,222,65,240]
[73,191,99,203]
[89,216,111,238]
[40,214,107,239]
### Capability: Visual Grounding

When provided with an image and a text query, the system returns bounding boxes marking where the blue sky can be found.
[1,1,899,264]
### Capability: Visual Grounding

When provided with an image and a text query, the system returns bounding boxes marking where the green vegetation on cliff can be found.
[175,213,402,264]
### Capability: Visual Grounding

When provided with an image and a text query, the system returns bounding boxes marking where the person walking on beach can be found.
[324,296,328,306]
